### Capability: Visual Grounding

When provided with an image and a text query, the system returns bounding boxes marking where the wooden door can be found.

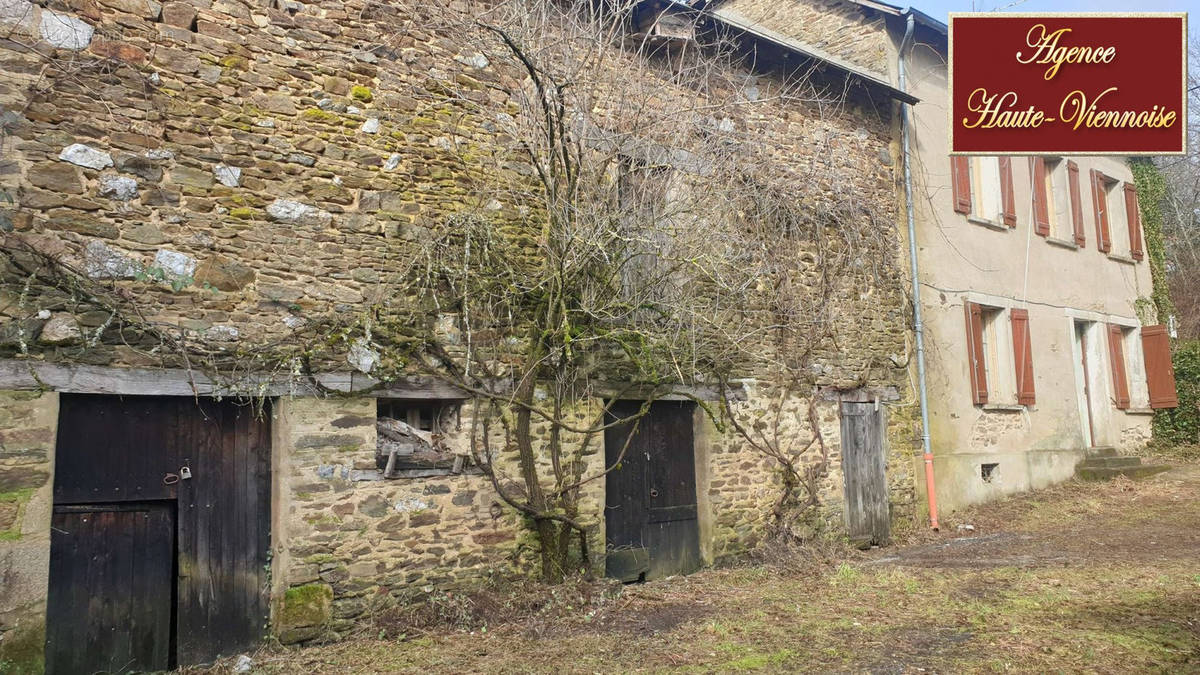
[1076,322,1098,447]
[48,395,271,669]
[175,399,272,664]
[45,504,175,674]
[604,400,701,582]
[840,401,890,546]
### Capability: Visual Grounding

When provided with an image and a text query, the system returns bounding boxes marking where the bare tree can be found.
[0,0,906,581]
[1157,37,1200,339]
[360,0,904,579]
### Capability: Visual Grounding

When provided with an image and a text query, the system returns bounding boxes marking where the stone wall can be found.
[0,391,57,674]
[0,0,920,654]
[270,394,610,641]
[716,0,893,77]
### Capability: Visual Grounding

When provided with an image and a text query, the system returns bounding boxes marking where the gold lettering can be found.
[962,88,1046,129]
[1015,24,1117,80]
[1059,88,1178,130]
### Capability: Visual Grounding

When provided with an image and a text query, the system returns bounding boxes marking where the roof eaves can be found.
[904,7,947,37]
[707,4,919,104]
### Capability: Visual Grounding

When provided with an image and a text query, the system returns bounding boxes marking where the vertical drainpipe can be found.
[899,12,940,530]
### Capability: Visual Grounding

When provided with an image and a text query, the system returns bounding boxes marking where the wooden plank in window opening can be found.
[964,302,988,405]
[1010,309,1036,406]
[1067,160,1086,247]
[1106,324,1131,409]
[1141,325,1179,409]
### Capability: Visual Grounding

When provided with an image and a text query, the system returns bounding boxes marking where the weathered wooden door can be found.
[47,395,271,671]
[604,400,701,582]
[45,504,175,674]
[840,401,890,545]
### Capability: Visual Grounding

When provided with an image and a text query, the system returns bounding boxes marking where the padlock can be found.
[179,466,192,480]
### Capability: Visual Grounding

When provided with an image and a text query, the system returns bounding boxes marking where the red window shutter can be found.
[1067,160,1085,247]
[999,157,1017,227]
[964,302,988,405]
[1030,157,1050,236]
[1123,182,1144,261]
[1106,324,1130,409]
[1141,325,1179,409]
[951,156,972,215]
[1010,308,1035,405]
[1091,169,1112,253]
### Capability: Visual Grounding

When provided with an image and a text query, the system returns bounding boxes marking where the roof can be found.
[702,3,919,104]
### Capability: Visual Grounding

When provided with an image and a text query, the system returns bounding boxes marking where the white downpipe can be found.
[899,13,939,530]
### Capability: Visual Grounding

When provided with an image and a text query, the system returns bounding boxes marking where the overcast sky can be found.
[912,0,1198,21]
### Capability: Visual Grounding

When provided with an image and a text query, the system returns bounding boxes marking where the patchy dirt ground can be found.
[201,462,1200,674]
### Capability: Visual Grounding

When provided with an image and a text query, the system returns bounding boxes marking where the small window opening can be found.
[981,462,999,483]
[376,399,465,476]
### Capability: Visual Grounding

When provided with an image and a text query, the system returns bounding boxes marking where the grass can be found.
[195,462,1200,674]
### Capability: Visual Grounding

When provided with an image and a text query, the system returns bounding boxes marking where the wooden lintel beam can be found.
[0,359,465,399]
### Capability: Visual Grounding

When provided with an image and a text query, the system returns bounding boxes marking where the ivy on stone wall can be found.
[1130,159,1192,446]
[1129,159,1175,325]
[1151,339,1200,447]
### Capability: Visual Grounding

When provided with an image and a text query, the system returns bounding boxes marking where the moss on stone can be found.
[0,488,34,503]
[302,108,340,124]
[350,85,373,103]
[0,619,45,674]
[229,207,257,219]
[220,54,250,70]
[276,583,333,644]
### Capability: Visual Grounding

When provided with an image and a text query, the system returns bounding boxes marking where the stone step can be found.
[1076,464,1172,481]
[1077,456,1144,469]
[1086,446,1119,458]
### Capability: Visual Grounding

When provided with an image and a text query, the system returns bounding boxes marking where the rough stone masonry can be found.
[0,0,918,661]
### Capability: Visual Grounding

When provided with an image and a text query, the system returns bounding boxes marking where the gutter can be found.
[898,12,940,530]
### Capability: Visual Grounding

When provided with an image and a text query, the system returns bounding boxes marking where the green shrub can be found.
[1153,339,1200,445]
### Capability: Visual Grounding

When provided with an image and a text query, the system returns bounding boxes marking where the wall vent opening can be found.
[981,462,999,483]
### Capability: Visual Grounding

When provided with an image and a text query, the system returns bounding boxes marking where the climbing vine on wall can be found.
[1131,159,1194,446]
[1130,159,1175,326]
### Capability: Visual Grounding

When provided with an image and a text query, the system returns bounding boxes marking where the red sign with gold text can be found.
[950,14,1187,156]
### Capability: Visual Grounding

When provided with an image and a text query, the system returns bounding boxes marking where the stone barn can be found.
[0,0,921,669]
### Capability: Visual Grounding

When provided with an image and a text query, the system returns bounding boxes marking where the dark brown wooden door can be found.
[48,395,271,670]
[45,504,175,674]
[175,399,272,665]
[604,400,701,582]
[840,401,890,545]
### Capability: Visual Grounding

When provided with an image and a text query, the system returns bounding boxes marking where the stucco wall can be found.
[902,30,1157,513]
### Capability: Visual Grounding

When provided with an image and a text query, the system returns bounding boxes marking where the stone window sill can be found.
[982,403,1026,412]
[1046,236,1079,250]
[1124,407,1155,416]
[1107,253,1137,265]
[968,216,1009,231]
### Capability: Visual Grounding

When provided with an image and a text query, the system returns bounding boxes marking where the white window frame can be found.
[1101,175,1131,255]
[971,156,1004,225]
[979,305,1016,404]
[1044,157,1071,239]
